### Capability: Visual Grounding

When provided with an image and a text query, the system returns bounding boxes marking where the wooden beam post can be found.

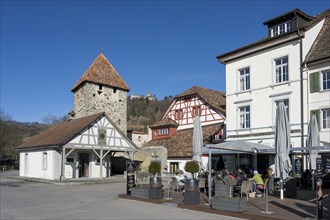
[60,147,66,180]
[100,147,103,178]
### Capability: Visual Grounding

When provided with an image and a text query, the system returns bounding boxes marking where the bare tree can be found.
[42,113,68,125]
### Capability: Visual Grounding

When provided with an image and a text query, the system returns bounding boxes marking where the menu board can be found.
[126,161,135,194]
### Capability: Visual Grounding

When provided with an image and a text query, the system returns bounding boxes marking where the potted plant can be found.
[148,160,162,189]
[214,170,238,198]
[148,160,163,199]
[212,170,246,212]
[183,160,200,205]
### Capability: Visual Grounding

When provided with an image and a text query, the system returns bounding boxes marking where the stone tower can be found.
[71,53,129,134]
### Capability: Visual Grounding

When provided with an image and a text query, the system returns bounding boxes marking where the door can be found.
[24,153,29,176]
[79,153,89,177]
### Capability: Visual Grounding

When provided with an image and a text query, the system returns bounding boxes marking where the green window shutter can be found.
[310,109,320,129]
[310,72,320,93]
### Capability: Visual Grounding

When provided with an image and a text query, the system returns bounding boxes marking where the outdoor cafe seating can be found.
[170,177,185,193]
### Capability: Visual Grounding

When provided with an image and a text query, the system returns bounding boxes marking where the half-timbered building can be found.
[17,113,137,180]
[17,53,138,180]
[144,86,226,174]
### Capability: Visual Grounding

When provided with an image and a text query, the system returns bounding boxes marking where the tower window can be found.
[99,85,103,90]
[114,88,117,93]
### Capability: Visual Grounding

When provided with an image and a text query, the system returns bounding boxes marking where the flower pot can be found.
[211,196,247,212]
[215,181,232,197]
[185,179,199,192]
[149,176,162,189]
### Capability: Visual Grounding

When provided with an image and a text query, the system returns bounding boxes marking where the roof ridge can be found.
[71,53,130,92]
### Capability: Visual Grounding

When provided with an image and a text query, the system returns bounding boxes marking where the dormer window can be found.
[159,128,169,135]
[271,21,292,37]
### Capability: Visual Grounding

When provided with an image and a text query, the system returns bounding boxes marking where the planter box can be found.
[148,188,163,199]
[184,191,200,205]
[212,196,247,212]
[131,187,148,199]
[214,182,232,197]
[285,179,297,198]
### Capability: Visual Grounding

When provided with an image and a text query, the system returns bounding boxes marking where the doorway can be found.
[78,153,90,177]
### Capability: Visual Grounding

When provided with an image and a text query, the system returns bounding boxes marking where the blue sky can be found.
[1,0,329,122]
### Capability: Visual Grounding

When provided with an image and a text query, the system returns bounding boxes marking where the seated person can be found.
[235,168,247,186]
[250,170,264,194]
[175,171,186,183]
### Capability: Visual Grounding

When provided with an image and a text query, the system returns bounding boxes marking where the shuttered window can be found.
[310,72,320,93]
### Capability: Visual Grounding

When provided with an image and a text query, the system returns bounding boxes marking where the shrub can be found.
[148,160,161,177]
[184,160,199,179]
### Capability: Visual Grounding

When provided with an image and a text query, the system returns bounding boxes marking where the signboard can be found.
[316,158,322,175]
[126,161,135,194]
[295,159,302,175]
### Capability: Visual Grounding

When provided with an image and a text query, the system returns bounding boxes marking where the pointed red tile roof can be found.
[71,53,130,92]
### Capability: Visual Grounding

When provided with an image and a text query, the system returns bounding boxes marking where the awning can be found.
[205,140,275,154]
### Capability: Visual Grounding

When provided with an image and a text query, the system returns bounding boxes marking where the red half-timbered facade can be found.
[145,86,226,173]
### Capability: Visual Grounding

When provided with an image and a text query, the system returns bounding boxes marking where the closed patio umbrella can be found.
[307,115,320,191]
[307,115,320,170]
[275,102,292,200]
[192,115,204,171]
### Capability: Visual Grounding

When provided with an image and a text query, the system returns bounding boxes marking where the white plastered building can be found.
[217,9,330,170]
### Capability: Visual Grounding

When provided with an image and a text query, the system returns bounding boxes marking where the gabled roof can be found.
[71,53,130,92]
[17,113,104,149]
[149,117,178,129]
[263,8,314,26]
[217,9,329,64]
[144,123,222,158]
[305,17,330,64]
[175,86,226,114]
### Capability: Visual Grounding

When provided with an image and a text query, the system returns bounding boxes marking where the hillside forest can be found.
[0,97,173,167]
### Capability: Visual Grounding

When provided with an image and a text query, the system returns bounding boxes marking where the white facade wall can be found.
[19,149,59,180]
[225,18,326,149]
[63,151,111,179]
[226,40,305,147]
[307,62,330,145]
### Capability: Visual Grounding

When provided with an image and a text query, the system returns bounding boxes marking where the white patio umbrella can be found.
[275,102,292,200]
[192,115,204,171]
[307,115,320,191]
[307,115,320,170]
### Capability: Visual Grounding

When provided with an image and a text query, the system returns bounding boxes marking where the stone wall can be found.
[134,146,167,172]
[73,82,127,134]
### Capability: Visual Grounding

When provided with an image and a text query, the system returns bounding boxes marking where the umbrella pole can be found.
[280,176,284,200]
[280,161,284,200]
[208,148,212,207]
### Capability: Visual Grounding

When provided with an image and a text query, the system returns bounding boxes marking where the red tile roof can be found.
[175,86,226,114]
[17,113,105,149]
[71,53,130,92]
[149,117,179,129]
[305,17,330,64]
[144,123,223,158]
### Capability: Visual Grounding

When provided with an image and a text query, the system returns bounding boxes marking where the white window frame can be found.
[159,128,169,135]
[238,67,250,91]
[274,56,289,84]
[271,21,292,37]
[238,105,251,129]
[42,152,47,170]
[321,69,330,91]
[322,108,330,129]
